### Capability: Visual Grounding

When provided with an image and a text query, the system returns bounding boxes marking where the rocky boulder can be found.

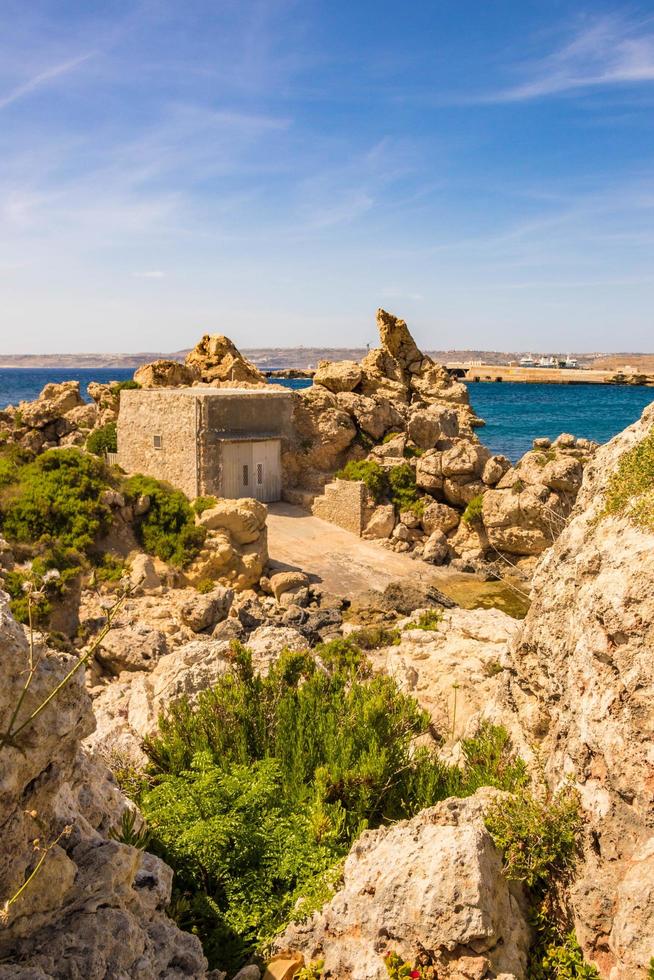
[0,591,210,977]
[185,333,265,384]
[197,497,267,544]
[276,790,530,980]
[133,359,198,388]
[313,359,362,393]
[494,402,654,978]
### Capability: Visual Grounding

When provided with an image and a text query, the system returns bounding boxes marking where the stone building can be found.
[116,387,293,502]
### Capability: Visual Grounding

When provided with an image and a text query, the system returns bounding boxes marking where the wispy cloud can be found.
[133,270,165,279]
[481,15,654,103]
[0,52,94,111]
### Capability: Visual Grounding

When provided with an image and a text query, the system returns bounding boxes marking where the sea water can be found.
[0,369,652,462]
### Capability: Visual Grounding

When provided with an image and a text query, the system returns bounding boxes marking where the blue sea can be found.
[0,368,652,461]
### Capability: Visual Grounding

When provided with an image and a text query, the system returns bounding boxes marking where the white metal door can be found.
[222,442,254,499]
[251,440,281,502]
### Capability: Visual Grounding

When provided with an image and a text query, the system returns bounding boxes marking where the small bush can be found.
[86,422,117,456]
[462,494,484,524]
[124,474,206,567]
[111,379,141,392]
[406,609,442,631]
[529,930,600,979]
[192,495,217,516]
[387,463,421,512]
[0,449,111,552]
[382,431,403,444]
[3,545,82,625]
[195,578,215,594]
[403,444,424,459]
[485,784,581,889]
[602,426,654,532]
[93,553,126,585]
[347,625,401,649]
[335,459,387,503]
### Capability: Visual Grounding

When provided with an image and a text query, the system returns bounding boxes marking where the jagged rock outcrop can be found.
[185,333,266,385]
[275,789,531,979]
[491,402,654,978]
[0,381,92,453]
[0,592,211,978]
[286,310,594,572]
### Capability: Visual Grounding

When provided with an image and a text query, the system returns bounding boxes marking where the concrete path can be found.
[266,502,526,614]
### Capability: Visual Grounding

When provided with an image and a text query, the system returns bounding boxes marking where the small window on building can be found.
[257,463,263,485]
[153,434,163,450]
[242,464,249,486]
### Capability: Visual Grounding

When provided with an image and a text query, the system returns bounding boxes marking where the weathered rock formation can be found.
[185,333,266,385]
[0,591,211,978]
[276,789,531,980]
[133,358,199,388]
[490,403,654,978]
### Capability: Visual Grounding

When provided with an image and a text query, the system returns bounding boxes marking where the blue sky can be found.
[1,1,654,353]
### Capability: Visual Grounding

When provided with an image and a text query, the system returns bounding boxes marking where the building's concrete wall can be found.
[312,479,371,536]
[203,389,294,438]
[199,390,293,495]
[117,390,199,498]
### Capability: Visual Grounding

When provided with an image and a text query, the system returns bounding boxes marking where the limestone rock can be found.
[198,497,267,544]
[276,790,530,980]
[269,570,310,601]
[18,381,84,428]
[482,454,511,486]
[362,504,396,539]
[482,483,566,556]
[335,391,404,440]
[133,359,198,388]
[441,440,489,478]
[129,553,162,592]
[0,592,210,977]
[179,585,234,632]
[421,500,460,535]
[492,403,654,978]
[185,334,265,384]
[313,359,362,393]
[407,404,459,449]
[415,449,443,493]
[95,623,168,674]
[422,529,449,564]
[245,625,307,672]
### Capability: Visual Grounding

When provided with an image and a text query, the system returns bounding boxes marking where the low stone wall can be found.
[312,479,370,536]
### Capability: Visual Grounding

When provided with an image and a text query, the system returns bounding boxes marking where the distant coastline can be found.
[2,347,654,373]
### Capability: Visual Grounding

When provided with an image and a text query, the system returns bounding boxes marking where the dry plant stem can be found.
[1,826,71,926]
[0,590,129,750]
[2,594,40,749]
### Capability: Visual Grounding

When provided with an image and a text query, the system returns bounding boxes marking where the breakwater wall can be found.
[448,365,654,386]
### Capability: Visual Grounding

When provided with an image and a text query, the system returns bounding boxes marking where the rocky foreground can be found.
[0,313,652,979]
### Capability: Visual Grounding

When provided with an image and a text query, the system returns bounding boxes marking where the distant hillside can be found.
[2,347,638,371]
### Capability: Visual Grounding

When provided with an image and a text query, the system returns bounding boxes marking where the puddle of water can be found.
[437,575,531,619]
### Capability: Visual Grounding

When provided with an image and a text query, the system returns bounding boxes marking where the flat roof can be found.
[123,385,291,398]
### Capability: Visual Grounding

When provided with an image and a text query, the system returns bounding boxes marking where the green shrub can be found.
[403,444,424,459]
[405,609,442,631]
[93,553,126,585]
[124,474,206,567]
[602,426,654,532]
[382,431,403,444]
[0,449,111,552]
[86,422,117,456]
[387,463,421,512]
[529,930,599,979]
[0,445,28,488]
[132,645,525,973]
[335,459,387,503]
[195,578,215,594]
[111,379,141,392]
[462,494,484,524]
[192,495,218,516]
[3,545,82,625]
[347,625,401,649]
[486,784,598,978]
[485,784,581,889]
